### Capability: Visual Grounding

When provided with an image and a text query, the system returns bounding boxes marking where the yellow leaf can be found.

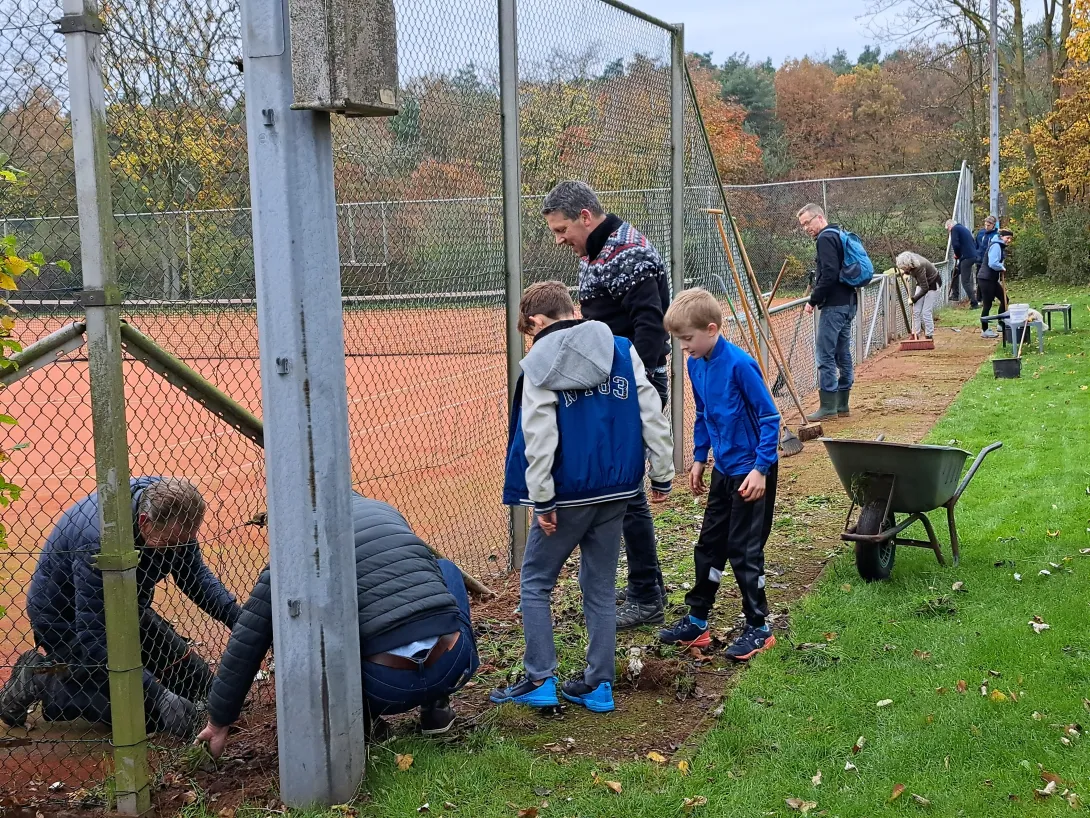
[395,753,414,771]
[3,256,31,278]
[890,783,906,802]
[0,272,16,291]
[677,760,690,776]
[0,316,14,331]
[1047,530,1060,538]
[604,780,622,794]
[990,689,1008,703]
[646,751,667,764]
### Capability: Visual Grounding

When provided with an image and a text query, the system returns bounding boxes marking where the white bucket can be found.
[1009,303,1029,324]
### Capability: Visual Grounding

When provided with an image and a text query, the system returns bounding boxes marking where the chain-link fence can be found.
[0,0,970,806]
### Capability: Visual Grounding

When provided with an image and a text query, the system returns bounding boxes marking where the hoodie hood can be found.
[520,320,615,391]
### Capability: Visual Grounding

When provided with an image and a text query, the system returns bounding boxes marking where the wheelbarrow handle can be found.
[952,441,1003,504]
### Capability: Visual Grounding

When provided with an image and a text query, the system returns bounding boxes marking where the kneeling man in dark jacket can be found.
[1,477,240,735]
[197,494,479,757]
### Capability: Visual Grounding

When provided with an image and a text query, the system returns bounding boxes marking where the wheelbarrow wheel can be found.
[855,502,896,582]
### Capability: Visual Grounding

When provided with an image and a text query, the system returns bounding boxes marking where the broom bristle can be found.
[797,423,823,442]
[779,427,804,458]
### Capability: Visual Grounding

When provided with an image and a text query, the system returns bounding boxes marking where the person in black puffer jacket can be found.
[196,494,479,757]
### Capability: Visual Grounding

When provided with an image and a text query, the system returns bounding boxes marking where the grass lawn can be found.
[193,283,1090,818]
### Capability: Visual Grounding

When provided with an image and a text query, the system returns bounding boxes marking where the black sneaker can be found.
[725,625,776,661]
[615,587,627,604]
[420,696,457,736]
[658,616,711,649]
[616,599,665,630]
[0,650,46,728]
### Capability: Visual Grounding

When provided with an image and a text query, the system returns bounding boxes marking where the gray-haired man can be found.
[540,180,672,629]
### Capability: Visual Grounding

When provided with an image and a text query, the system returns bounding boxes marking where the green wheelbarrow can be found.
[820,437,1003,581]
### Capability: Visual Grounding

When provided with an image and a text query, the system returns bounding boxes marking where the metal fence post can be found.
[821,179,828,215]
[669,23,685,475]
[499,0,527,569]
[59,1,150,813]
[238,0,365,804]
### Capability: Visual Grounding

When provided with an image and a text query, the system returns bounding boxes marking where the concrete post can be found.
[239,0,365,804]
[499,0,528,568]
[59,1,150,813]
[669,24,685,475]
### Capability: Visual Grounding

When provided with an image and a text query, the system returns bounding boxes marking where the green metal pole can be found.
[58,2,150,813]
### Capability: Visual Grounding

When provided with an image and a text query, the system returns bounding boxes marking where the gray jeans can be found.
[520,500,627,687]
[816,302,856,393]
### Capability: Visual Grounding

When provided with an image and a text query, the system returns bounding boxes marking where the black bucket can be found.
[993,357,1022,379]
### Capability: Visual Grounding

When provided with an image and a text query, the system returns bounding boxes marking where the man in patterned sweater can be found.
[541,181,672,629]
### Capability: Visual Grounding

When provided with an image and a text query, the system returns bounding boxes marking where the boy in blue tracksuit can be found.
[492,281,674,713]
[659,289,781,661]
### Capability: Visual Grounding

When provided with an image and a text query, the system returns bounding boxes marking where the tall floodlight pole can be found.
[238,0,372,804]
[989,0,1001,219]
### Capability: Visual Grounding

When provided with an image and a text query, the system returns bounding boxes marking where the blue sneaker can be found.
[726,625,776,661]
[489,676,559,708]
[561,679,615,713]
[658,616,711,649]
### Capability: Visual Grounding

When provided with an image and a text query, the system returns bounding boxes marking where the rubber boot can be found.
[836,388,851,418]
[806,390,839,422]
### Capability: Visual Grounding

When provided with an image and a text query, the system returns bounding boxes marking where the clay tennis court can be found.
[2,305,512,680]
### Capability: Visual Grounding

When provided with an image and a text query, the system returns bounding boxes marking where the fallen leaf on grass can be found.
[785,797,817,814]
[1030,620,1051,634]
[889,784,906,802]
[396,753,414,771]
[811,770,822,787]
[517,809,538,818]
[330,807,358,817]
[592,774,622,794]
[912,794,931,806]
[1041,771,1063,787]
[1048,530,1061,538]
[990,690,1009,703]
[877,699,894,708]
[678,760,691,776]
[682,796,708,812]
[1067,792,1083,808]
[646,752,667,764]
[913,650,932,660]
[217,809,237,818]
[417,806,429,814]
[444,802,459,810]
[936,687,948,694]
[841,584,852,592]
[182,792,198,805]
[1035,780,1058,799]
[852,736,866,754]
[844,761,858,772]
[956,680,968,693]
[952,581,965,592]
[823,632,838,642]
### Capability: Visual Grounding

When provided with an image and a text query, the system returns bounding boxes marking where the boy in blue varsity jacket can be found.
[659,288,781,661]
[492,281,674,713]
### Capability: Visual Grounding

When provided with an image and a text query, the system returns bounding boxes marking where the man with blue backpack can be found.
[796,203,874,422]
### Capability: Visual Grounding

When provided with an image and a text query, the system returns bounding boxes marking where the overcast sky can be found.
[632,0,903,66]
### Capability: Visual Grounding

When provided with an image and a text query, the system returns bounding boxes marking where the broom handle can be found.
[712,212,810,423]
[715,216,768,380]
[1016,319,1029,358]
[765,259,790,311]
[726,213,814,423]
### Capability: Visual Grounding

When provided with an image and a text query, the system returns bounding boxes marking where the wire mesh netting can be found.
[0,0,970,806]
